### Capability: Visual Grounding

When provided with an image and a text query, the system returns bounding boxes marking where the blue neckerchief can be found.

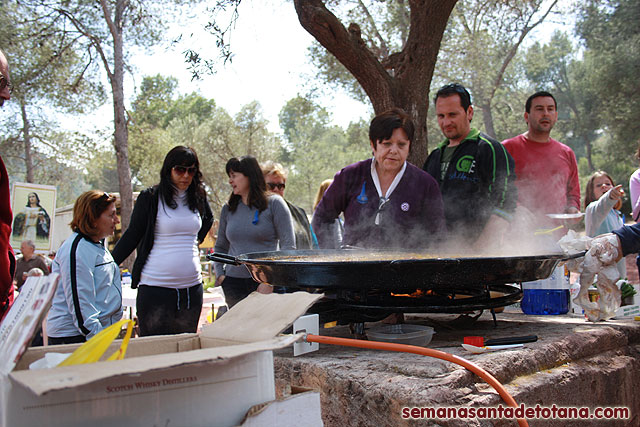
[356,182,368,204]
[252,210,259,225]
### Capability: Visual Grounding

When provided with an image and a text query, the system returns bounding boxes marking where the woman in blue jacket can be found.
[47,191,122,345]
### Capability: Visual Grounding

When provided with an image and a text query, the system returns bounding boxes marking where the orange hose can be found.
[305,334,528,427]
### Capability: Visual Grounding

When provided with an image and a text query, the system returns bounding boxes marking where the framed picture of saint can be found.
[10,182,56,252]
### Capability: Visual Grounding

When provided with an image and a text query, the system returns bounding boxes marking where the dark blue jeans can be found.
[48,335,86,345]
[136,283,203,336]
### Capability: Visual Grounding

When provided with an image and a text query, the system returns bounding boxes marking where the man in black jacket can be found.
[423,84,517,249]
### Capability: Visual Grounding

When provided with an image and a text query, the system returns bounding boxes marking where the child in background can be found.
[584,171,626,277]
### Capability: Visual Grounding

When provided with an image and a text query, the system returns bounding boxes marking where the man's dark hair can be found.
[434,83,472,111]
[369,108,415,149]
[525,91,557,113]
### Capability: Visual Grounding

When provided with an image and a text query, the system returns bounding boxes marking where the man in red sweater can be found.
[1,48,15,320]
[502,91,581,228]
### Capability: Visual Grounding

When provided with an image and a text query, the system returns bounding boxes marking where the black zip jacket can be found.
[423,128,517,240]
[112,187,214,288]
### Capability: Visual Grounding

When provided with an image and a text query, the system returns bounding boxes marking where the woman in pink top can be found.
[629,144,640,278]
[629,145,640,222]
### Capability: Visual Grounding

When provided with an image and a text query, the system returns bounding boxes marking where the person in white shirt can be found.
[113,146,213,336]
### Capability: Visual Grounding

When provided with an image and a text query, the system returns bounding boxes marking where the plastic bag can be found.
[57,319,134,366]
[29,352,71,370]
[574,234,622,322]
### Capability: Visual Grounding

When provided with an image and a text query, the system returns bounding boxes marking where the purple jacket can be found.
[312,159,446,249]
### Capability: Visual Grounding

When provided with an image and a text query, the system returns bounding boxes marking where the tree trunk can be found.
[20,103,34,183]
[582,131,594,172]
[479,101,497,139]
[110,0,134,270]
[293,0,457,167]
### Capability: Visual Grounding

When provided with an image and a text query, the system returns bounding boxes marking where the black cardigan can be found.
[112,187,214,288]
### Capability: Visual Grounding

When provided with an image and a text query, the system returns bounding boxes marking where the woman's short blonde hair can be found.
[70,190,117,236]
[261,160,288,180]
[313,179,334,211]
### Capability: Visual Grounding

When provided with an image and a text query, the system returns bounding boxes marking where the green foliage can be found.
[85,147,121,194]
[523,31,601,166]
[125,75,283,215]
[621,281,636,299]
[0,1,107,186]
[576,0,640,166]
[278,96,371,213]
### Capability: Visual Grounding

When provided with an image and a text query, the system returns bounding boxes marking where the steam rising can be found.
[314,203,563,257]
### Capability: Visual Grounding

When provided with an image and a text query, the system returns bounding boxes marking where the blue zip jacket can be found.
[47,232,122,339]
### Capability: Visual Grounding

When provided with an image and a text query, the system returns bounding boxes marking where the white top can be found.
[140,191,202,289]
[370,159,407,225]
[370,158,407,199]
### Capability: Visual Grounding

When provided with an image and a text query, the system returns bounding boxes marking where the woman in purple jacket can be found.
[312,109,446,249]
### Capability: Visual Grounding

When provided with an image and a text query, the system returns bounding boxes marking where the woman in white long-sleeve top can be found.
[113,146,213,336]
[47,191,122,345]
[214,156,295,308]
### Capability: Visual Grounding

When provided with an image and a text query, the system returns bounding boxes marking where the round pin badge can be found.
[401,202,409,211]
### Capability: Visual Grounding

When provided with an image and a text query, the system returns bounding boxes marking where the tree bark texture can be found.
[479,101,496,139]
[104,0,134,270]
[20,103,34,183]
[293,0,457,167]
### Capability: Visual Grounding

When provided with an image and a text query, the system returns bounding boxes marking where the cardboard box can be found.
[0,275,323,427]
[240,387,323,427]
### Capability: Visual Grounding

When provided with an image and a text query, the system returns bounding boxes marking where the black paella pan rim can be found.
[222,249,585,265]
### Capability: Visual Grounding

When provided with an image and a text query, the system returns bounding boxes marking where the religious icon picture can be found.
[10,182,56,252]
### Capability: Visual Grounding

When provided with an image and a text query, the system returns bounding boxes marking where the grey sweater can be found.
[214,195,295,278]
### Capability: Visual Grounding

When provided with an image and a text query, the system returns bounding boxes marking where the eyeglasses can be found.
[101,192,112,200]
[267,182,285,190]
[0,74,13,94]
[173,165,197,176]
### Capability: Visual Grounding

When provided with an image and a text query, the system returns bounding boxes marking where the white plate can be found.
[546,213,585,220]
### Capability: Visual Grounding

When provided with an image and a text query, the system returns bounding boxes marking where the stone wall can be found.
[275,312,640,426]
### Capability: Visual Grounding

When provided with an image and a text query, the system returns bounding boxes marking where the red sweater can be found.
[0,155,15,319]
[502,134,580,217]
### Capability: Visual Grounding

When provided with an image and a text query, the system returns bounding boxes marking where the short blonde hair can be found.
[314,179,333,211]
[261,160,288,180]
[70,190,117,236]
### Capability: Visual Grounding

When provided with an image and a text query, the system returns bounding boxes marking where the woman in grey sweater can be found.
[214,156,295,307]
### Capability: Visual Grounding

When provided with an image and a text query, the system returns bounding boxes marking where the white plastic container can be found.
[367,324,435,347]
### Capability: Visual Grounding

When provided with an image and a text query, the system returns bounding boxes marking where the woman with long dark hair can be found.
[213,156,295,307]
[113,146,213,336]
